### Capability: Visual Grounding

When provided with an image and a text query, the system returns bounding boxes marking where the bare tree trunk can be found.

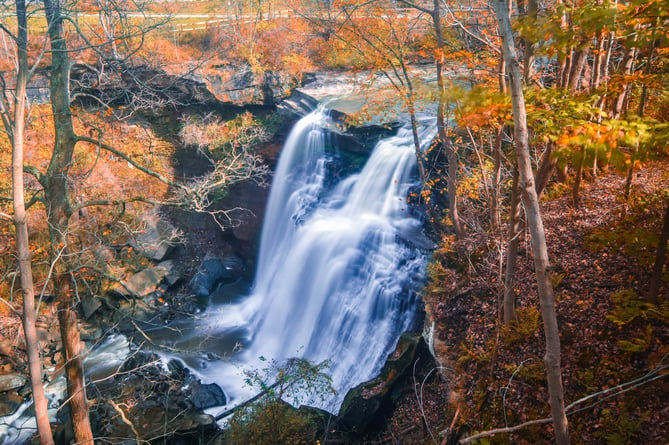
[522,0,538,84]
[622,143,638,213]
[433,0,465,239]
[503,165,520,323]
[556,0,570,89]
[43,0,94,442]
[498,55,507,94]
[494,1,570,443]
[648,201,669,303]
[612,46,637,119]
[490,126,503,230]
[7,2,54,443]
[591,33,606,90]
[568,48,589,93]
[58,302,92,443]
[535,141,557,197]
[572,146,585,208]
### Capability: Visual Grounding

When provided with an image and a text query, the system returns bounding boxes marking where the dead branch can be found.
[456,360,669,443]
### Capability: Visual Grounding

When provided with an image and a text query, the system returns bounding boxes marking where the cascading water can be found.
[197,108,436,412]
[0,108,436,444]
[0,109,436,444]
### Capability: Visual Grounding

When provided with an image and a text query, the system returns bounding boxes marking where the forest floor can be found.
[373,164,669,444]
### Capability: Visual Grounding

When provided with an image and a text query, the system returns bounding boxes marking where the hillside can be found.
[379,164,668,444]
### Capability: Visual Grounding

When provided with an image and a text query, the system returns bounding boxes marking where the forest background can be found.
[0,0,667,444]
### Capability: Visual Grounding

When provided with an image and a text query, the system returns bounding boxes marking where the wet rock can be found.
[0,373,27,392]
[167,359,190,381]
[79,321,103,342]
[338,333,424,434]
[189,381,227,410]
[189,253,245,297]
[112,300,158,327]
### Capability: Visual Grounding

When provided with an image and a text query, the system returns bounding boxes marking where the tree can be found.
[3,0,270,440]
[398,0,467,238]
[0,1,54,443]
[648,199,669,303]
[39,1,95,440]
[305,1,465,233]
[493,0,570,443]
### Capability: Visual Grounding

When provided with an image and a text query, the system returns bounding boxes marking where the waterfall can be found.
[0,110,435,444]
[199,109,435,413]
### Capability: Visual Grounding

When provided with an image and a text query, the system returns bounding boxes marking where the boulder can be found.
[134,213,180,261]
[80,294,103,319]
[0,373,27,392]
[200,64,297,105]
[337,333,424,434]
[189,254,245,297]
[112,300,158,328]
[157,260,182,287]
[189,381,227,410]
[112,266,168,298]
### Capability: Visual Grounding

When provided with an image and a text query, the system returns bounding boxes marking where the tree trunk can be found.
[522,0,538,84]
[591,33,606,90]
[612,46,637,119]
[556,0,570,89]
[490,126,503,230]
[43,0,94,443]
[535,141,557,197]
[494,1,570,443]
[433,0,465,239]
[568,48,589,93]
[572,146,585,208]
[503,165,520,323]
[11,2,54,442]
[648,201,669,303]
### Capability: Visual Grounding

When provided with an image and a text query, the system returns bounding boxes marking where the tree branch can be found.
[456,361,669,443]
[76,134,184,190]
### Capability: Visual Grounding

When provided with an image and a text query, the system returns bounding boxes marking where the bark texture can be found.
[648,201,668,303]
[43,0,94,442]
[7,1,54,443]
[431,0,466,239]
[503,166,520,323]
[493,1,570,443]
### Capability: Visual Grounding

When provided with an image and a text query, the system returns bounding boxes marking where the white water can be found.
[196,109,435,413]
[0,335,129,445]
[0,110,435,443]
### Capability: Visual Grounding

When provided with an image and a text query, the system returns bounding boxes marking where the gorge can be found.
[0,97,437,443]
